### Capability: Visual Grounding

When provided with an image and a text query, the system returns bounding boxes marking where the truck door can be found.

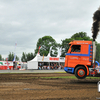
[68,45,81,67]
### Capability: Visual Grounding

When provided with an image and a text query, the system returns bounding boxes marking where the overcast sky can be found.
[0,0,100,60]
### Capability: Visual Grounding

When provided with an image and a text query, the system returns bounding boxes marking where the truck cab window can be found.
[71,45,81,52]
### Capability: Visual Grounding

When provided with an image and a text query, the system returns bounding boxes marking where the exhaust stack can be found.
[92,41,96,64]
[92,7,100,66]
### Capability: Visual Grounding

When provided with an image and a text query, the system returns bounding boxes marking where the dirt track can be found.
[0,73,100,100]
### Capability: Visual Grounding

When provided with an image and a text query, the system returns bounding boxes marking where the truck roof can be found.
[69,40,92,45]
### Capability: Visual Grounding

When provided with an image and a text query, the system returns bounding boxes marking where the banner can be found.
[42,54,44,61]
[6,58,9,69]
[38,46,41,54]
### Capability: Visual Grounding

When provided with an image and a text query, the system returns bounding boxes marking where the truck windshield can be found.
[71,45,81,52]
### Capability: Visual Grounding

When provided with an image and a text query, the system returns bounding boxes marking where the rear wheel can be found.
[75,66,87,79]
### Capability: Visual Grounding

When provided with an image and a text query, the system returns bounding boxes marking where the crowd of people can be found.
[38,62,64,70]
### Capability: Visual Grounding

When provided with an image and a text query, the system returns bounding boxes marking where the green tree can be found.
[0,54,4,61]
[8,52,19,61]
[26,53,34,61]
[35,36,58,57]
[21,52,34,62]
[21,52,27,62]
[71,32,92,40]
[96,43,100,62]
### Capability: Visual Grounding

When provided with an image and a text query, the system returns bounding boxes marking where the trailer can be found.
[0,61,21,70]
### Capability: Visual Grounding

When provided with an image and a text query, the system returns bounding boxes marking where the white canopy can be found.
[27,53,65,69]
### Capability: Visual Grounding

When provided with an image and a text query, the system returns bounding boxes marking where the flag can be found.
[6,58,9,69]
[38,46,41,54]
[59,48,61,57]
[49,46,52,52]
[57,48,61,57]
[14,42,17,50]
[47,46,52,56]
[15,43,17,46]
[42,54,44,61]
[13,54,16,62]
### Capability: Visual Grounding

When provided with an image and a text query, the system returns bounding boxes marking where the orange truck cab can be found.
[64,40,100,79]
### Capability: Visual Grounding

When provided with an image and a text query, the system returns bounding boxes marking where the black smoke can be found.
[92,7,100,41]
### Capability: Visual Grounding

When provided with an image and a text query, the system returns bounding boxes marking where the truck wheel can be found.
[75,66,87,79]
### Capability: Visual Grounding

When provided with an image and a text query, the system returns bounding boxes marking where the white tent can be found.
[27,53,65,69]
[27,53,40,69]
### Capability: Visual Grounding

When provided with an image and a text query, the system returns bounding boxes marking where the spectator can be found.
[38,66,41,70]
[47,66,50,70]
[58,65,61,70]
